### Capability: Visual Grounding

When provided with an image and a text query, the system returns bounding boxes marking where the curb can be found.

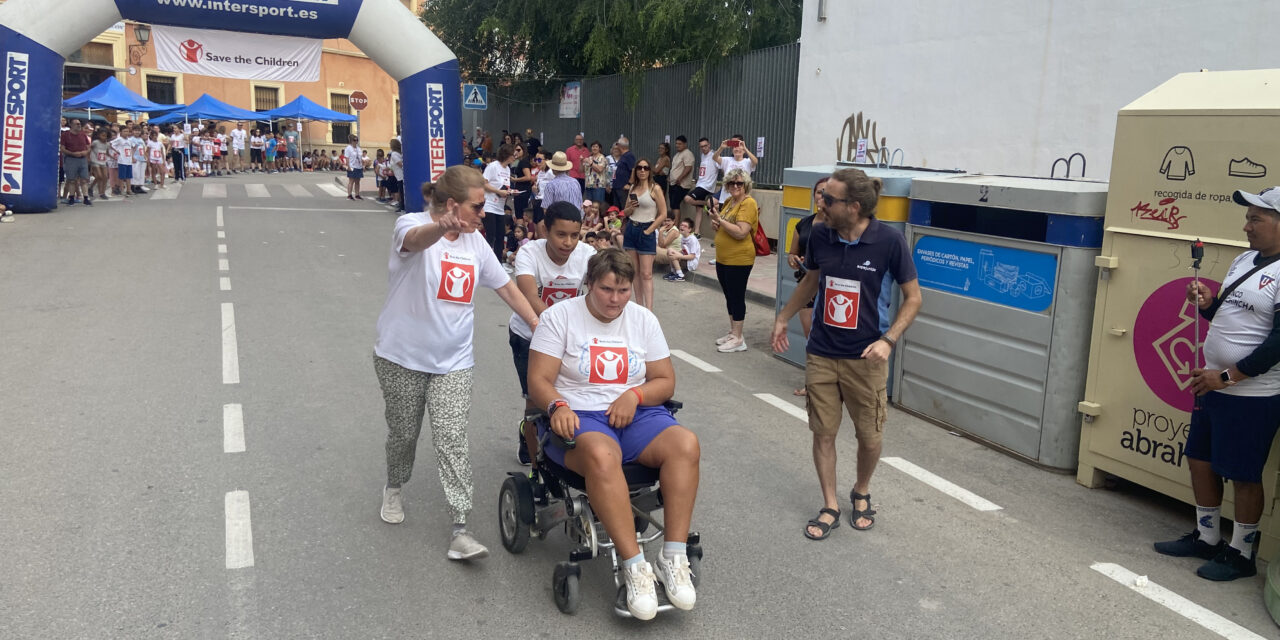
[684,266,777,309]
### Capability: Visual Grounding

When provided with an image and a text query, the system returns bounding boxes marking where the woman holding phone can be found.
[622,158,667,309]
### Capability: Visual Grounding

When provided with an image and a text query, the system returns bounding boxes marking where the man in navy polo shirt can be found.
[1154,186,1280,581]
[771,168,923,540]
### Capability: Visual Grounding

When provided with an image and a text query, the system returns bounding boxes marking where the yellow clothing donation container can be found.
[1077,70,1280,564]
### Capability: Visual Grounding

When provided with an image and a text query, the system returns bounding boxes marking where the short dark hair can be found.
[544,201,583,226]
[732,133,744,140]
[676,135,687,144]
[496,144,514,162]
[584,248,636,286]
[584,231,598,241]
[681,218,695,228]
[698,137,709,145]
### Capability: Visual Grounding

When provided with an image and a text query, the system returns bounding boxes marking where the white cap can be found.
[1233,187,1280,211]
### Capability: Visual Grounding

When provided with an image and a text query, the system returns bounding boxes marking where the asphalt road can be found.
[1,173,1275,639]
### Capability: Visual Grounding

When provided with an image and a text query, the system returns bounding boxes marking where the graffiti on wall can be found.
[835,112,889,165]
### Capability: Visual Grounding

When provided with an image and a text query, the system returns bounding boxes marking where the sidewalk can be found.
[680,236,779,308]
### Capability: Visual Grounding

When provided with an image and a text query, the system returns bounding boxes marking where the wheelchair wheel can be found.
[553,562,581,614]
[688,544,703,588]
[499,476,532,554]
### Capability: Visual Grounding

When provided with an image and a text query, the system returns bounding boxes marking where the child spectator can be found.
[663,218,702,282]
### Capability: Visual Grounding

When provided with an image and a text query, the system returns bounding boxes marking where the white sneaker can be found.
[717,337,747,353]
[622,561,659,620]
[653,552,696,610]
[380,486,404,524]
[714,333,735,346]
[447,532,490,561]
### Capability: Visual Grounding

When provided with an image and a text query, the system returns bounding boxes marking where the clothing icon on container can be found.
[1159,146,1194,181]
[1228,157,1267,178]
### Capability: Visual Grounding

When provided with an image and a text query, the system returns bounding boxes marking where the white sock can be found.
[622,551,645,570]
[674,268,684,277]
[1230,521,1259,558]
[1196,505,1221,545]
[451,523,466,537]
[662,541,686,560]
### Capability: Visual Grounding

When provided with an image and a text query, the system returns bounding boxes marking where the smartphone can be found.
[726,139,741,148]
[628,193,639,202]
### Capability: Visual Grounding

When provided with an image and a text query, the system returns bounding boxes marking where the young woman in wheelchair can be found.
[527,248,701,620]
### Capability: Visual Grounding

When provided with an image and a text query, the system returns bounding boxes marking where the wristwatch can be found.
[1219,369,1237,386]
[547,399,570,415]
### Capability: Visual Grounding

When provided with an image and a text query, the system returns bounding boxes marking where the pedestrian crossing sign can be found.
[463,84,487,110]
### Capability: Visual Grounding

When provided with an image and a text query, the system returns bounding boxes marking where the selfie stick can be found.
[1191,239,1205,409]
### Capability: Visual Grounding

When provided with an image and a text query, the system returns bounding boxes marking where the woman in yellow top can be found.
[710,168,759,353]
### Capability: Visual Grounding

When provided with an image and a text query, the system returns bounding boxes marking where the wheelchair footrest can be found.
[613,584,677,618]
[569,546,594,563]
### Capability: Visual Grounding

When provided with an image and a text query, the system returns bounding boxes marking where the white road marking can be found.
[220,277,231,291]
[670,349,722,373]
[217,231,225,239]
[316,182,348,197]
[245,183,270,198]
[223,403,245,453]
[216,206,224,228]
[218,244,227,254]
[283,183,313,198]
[222,302,240,384]
[881,457,1002,511]
[228,206,370,213]
[225,491,255,569]
[1090,563,1266,640]
[753,393,808,422]
[150,183,182,200]
[219,259,229,272]
[204,183,227,199]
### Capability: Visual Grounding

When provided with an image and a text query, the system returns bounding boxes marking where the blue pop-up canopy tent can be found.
[62,76,183,113]
[148,93,261,124]
[258,95,356,123]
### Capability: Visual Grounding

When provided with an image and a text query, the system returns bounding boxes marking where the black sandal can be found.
[849,491,876,531]
[804,507,841,540]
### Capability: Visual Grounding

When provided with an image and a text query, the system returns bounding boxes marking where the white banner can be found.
[153,25,321,83]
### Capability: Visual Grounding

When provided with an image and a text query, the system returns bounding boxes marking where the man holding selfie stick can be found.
[1154,187,1280,582]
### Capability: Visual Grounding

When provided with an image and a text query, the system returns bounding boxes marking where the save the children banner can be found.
[153,25,321,83]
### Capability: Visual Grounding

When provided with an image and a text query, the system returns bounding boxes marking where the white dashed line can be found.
[217,230,225,239]
[1090,563,1266,640]
[218,244,227,254]
[282,183,313,198]
[316,183,347,197]
[670,349,722,373]
[225,491,255,569]
[219,259,229,272]
[222,302,240,385]
[216,206,224,228]
[245,183,270,198]
[220,277,231,291]
[204,183,227,199]
[881,457,1002,511]
[223,404,245,453]
[753,392,808,422]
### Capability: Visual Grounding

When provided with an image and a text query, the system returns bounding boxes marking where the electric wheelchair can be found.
[497,400,703,616]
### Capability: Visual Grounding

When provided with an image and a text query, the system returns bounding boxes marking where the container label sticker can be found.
[913,235,1058,313]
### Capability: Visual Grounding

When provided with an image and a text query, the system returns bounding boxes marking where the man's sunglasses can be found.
[821,193,853,207]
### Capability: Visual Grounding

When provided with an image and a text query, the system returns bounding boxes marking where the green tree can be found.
[419,0,802,83]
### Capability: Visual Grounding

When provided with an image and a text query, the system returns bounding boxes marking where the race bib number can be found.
[436,251,476,304]
[588,336,629,385]
[96,151,107,163]
[150,149,163,163]
[823,276,861,329]
[540,275,581,307]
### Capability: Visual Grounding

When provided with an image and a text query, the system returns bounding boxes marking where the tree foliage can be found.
[419,0,803,83]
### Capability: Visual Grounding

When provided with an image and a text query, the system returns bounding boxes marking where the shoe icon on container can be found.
[1228,157,1267,178]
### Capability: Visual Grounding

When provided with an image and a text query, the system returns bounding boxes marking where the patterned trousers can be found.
[374,355,474,524]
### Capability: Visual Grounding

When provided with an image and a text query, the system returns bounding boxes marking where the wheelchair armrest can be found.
[664,399,683,414]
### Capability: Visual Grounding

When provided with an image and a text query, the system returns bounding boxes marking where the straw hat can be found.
[546,151,573,172]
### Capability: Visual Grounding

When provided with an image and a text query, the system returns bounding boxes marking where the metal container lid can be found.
[784,164,964,198]
[909,174,1109,217]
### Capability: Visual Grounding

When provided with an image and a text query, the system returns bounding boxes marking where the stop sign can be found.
[349,91,369,111]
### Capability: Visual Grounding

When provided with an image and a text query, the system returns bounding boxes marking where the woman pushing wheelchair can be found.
[527,248,701,620]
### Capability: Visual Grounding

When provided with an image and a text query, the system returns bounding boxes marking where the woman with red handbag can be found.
[710,167,760,353]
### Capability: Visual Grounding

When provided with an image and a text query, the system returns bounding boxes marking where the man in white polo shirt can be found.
[230,122,247,173]
[1155,186,1280,582]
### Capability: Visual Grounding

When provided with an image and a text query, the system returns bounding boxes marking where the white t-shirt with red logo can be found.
[529,296,670,412]
[509,239,596,340]
[375,210,511,374]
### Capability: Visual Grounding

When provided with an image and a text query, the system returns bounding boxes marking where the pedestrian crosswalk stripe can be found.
[151,183,182,200]
[204,183,227,199]
[283,183,312,197]
[316,183,347,197]
[245,183,270,198]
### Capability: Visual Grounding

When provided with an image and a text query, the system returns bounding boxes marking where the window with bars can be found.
[146,75,176,105]
[254,86,281,133]
[330,93,352,143]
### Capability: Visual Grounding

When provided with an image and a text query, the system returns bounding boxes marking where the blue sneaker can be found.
[1154,530,1222,559]
[1196,545,1256,581]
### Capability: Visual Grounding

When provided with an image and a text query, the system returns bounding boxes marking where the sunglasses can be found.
[726,181,745,187]
[533,158,543,163]
[636,166,651,171]
[821,193,853,207]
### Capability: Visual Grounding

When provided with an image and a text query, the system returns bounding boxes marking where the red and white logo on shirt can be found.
[541,275,581,307]
[823,276,861,329]
[436,251,476,304]
[588,336,629,384]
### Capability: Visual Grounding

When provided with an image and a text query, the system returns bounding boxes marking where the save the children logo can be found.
[179,39,203,63]
[436,251,475,304]
[585,336,630,384]
[823,276,860,329]
[1132,277,1219,413]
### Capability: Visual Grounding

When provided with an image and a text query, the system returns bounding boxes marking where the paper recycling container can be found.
[893,175,1108,470]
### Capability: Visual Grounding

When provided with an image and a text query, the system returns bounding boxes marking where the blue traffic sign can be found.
[462,84,488,110]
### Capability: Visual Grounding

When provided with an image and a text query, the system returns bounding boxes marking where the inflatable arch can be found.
[0,0,460,212]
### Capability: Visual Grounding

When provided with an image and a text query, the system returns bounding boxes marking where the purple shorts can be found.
[541,405,678,468]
